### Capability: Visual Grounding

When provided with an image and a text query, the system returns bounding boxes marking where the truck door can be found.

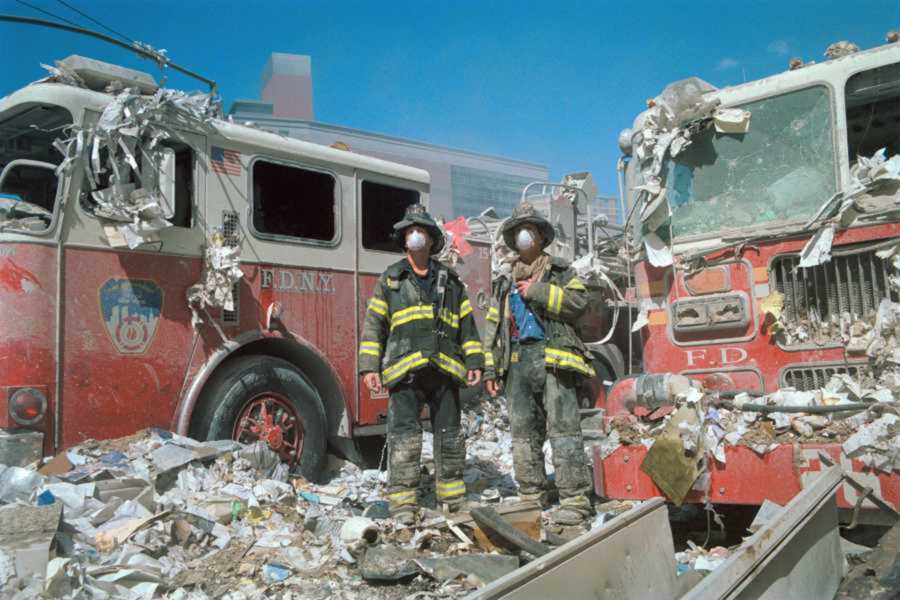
[0,102,73,459]
[61,128,206,448]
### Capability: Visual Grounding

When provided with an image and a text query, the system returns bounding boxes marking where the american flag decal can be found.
[211,146,242,176]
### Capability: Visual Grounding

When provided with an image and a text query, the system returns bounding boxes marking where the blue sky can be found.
[2,0,898,195]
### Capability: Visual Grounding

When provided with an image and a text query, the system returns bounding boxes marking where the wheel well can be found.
[219,338,349,442]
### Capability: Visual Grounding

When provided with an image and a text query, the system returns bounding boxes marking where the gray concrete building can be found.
[229,53,548,220]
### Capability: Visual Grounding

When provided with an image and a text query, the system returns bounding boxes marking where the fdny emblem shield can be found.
[99,279,163,354]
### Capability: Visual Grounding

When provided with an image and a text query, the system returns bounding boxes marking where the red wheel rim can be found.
[232,392,304,465]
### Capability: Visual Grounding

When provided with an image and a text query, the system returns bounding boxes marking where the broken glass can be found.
[666,86,836,239]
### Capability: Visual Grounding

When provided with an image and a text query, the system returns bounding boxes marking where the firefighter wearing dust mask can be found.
[358,204,483,524]
[483,202,595,525]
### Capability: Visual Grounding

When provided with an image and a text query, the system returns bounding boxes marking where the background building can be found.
[592,195,622,225]
[230,53,548,220]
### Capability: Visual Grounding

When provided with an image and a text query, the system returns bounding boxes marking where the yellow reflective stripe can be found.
[368,298,388,317]
[387,490,416,500]
[484,352,495,367]
[391,304,432,321]
[390,304,434,330]
[436,480,465,491]
[360,341,382,358]
[462,340,483,356]
[383,351,429,384]
[387,489,417,506]
[486,306,500,323]
[436,480,466,498]
[460,299,473,319]
[565,277,586,291]
[544,347,595,376]
[548,284,563,316]
[438,308,460,329]
[434,352,466,380]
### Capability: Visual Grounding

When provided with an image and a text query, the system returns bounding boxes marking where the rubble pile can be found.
[599,375,899,494]
[0,399,557,600]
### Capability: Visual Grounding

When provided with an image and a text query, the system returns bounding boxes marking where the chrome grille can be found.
[782,364,863,391]
[771,246,896,325]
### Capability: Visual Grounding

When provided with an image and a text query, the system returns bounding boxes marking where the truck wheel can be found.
[191,355,327,481]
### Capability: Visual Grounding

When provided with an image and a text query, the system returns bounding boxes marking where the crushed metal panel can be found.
[467,498,677,600]
[683,465,842,600]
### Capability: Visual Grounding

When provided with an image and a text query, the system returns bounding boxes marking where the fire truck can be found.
[593,39,900,519]
[0,49,498,479]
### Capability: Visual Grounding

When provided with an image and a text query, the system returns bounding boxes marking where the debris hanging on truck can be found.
[44,59,221,249]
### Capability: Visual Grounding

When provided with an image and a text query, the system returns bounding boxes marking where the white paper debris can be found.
[798,223,835,267]
[644,232,674,267]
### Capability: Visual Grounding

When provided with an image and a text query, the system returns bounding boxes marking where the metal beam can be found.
[467,497,678,600]
[683,465,843,600]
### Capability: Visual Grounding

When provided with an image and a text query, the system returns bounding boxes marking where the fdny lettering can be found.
[685,347,749,367]
[261,269,336,294]
[0,246,15,257]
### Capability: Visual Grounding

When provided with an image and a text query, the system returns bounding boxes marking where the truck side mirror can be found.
[141,146,177,220]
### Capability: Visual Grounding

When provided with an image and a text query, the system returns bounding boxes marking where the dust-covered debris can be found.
[0,396,547,599]
[600,375,899,496]
[624,77,724,267]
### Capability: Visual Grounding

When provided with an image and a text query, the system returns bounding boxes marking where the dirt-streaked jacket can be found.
[482,255,594,380]
[358,258,484,388]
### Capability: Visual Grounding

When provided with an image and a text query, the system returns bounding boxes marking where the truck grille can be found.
[771,245,897,326]
[781,364,863,391]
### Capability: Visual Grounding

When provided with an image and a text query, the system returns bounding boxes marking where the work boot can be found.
[386,487,418,525]
[391,505,418,526]
[549,495,593,526]
[517,490,550,509]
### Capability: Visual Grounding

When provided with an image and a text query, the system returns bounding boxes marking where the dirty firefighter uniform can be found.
[483,255,594,511]
[359,258,483,512]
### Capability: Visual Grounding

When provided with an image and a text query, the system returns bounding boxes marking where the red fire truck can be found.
[0,53,496,479]
[594,39,900,519]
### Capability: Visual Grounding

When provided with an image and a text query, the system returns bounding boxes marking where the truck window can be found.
[0,104,71,233]
[846,62,900,161]
[251,160,337,243]
[665,86,836,239]
[361,180,420,252]
[79,140,194,228]
[169,143,193,228]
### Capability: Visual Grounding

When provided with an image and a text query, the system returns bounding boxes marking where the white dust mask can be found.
[515,228,536,252]
[406,229,428,252]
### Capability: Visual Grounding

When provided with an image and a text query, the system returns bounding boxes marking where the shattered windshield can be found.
[0,104,72,234]
[666,86,836,239]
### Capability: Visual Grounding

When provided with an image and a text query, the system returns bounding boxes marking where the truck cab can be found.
[596,41,900,516]
[0,57,489,478]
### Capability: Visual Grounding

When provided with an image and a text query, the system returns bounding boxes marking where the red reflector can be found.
[9,388,47,425]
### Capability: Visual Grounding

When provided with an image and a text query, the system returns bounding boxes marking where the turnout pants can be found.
[386,367,466,511]
[507,342,591,510]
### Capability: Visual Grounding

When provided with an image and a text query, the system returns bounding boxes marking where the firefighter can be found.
[359,204,483,524]
[482,202,595,525]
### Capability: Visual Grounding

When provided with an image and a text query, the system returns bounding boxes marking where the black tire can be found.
[190,354,327,481]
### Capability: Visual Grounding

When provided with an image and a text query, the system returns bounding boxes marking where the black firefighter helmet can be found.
[392,203,445,255]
